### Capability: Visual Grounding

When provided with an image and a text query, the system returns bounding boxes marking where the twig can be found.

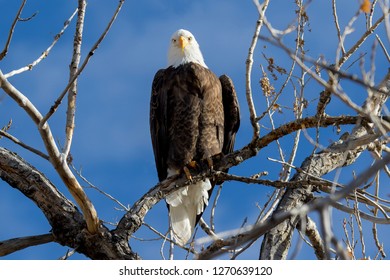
[215,169,333,190]
[375,34,390,62]
[353,190,366,258]
[358,187,390,206]
[199,218,219,241]
[332,200,390,224]
[267,157,351,190]
[343,215,356,259]
[0,129,49,160]
[18,11,38,22]
[332,0,345,55]
[367,0,378,29]
[59,248,77,260]
[210,185,222,232]
[71,164,129,211]
[143,222,197,256]
[256,189,282,223]
[169,227,174,260]
[381,1,390,43]
[264,80,287,173]
[335,9,361,69]
[161,232,167,260]
[0,0,27,60]
[372,172,386,258]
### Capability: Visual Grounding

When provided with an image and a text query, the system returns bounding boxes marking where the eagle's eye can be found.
[172,38,177,43]
[188,36,192,41]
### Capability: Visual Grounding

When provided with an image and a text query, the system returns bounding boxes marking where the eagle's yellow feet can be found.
[183,160,198,181]
[188,160,198,169]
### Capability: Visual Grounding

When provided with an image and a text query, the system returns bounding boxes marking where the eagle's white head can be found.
[167,29,207,68]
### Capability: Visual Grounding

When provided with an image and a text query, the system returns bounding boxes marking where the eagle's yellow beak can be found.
[179,36,188,51]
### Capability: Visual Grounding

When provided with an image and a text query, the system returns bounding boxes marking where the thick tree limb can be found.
[0,147,138,259]
[0,147,85,245]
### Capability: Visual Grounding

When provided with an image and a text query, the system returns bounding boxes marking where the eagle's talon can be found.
[206,157,214,170]
[183,166,193,181]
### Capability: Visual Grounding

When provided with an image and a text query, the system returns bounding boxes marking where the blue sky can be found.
[1,0,389,260]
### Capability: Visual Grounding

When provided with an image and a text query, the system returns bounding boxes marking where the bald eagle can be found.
[150,29,240,246]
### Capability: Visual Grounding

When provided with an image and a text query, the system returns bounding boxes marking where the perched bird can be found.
[150,29,240,246]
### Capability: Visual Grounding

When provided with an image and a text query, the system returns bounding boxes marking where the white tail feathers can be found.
[165,178,212,246]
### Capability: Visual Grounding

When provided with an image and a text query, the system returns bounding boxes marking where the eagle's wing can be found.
[150,69,169,181]
[219,74,240,156]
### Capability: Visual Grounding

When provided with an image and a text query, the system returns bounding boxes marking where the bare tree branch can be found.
[63,1,86,157]
[245,0,270,139]
[0,129,49,160]
[0,234,54,257]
